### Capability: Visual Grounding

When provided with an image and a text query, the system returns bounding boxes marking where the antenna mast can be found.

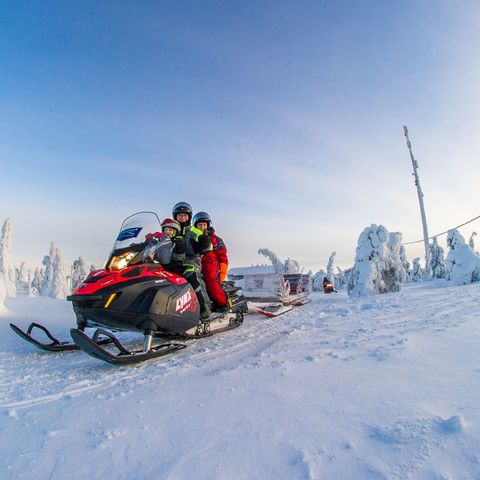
[403,126,430,276]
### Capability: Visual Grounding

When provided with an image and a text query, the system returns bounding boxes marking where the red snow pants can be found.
[201,252,227,307]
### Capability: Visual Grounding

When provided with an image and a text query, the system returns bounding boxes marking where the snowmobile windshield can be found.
[114,212,162,250]
[152,236,174,265]
[106,212,162,271]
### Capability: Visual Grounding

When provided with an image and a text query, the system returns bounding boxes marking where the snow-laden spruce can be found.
[0,218,17,298]
[347,224,404,297]
[312,269,326,291]
[71,257,88,290]
[445,229,480,285]
[399,241,410,282]
[429,237,446,279]
[388,233,407,284]
[326,251,336,284]
[411,257,423,282]
[31,267,43,295]
[15,262,31,295]
[258,248,300,274]
[469,231,477,254]
[40,243,69,299]
[334,266,350,291]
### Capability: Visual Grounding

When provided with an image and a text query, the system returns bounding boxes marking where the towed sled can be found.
[228,269,312,317]
[10,212,244,365]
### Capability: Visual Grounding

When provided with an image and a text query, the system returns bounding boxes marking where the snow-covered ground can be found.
[1,281,480,479]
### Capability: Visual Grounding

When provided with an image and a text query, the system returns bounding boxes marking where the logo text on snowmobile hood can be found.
[117,227,142,242]
[176,290,193,313]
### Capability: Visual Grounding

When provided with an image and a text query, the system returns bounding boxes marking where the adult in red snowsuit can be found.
[192,211,228,309]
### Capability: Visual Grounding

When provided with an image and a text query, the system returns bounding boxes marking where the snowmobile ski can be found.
[10,322,114,353]
[70,328,187,365]
[10,322,82,352]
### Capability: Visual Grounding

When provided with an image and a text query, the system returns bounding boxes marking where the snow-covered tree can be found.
[312,269,326,291]
[326,252,336,284]
[51,248,69,298]
[15,261,31,295]
[31,267,43,295]
[71,257,88,290]
[284,258,301,274]
[445,229,480,284]
[258,249,301,274]
[0,275,6,310]
[0,218,16,297]
[429,237,446,279]
[40,244,55,297]
[399,244,410,282]
[469,232,477,252]
[258,249,284,274]
[334,266,349,290]
[411,258,423,282]
[347,224,403,297]
[447,229,465,251]
[40,243,69,298]
[388,232,407,284]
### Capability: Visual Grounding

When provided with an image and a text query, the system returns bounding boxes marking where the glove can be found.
[218,262,228,282]
[172,236,186,254]
[145,232,163,241]
[198,231,212,252]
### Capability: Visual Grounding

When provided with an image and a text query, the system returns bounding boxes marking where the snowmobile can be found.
[10,212,244,365]
[228,269,311,317]
[323,279,337,294]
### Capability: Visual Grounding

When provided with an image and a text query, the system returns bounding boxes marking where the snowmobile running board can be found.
[69,311,244,365]
[70,328,187,365]
[10,322,115,352]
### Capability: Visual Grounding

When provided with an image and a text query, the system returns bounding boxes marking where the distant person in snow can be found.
[192,211,229,311]
[172,202,213,320]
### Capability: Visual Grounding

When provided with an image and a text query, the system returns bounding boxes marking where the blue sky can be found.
[1,1,480,272]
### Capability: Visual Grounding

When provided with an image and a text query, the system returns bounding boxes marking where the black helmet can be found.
[192,211,212,228]
[172,202,193,224]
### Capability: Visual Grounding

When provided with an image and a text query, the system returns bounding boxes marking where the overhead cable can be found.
[404,214,480,245]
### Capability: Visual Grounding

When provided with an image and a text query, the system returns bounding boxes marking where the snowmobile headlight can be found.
[110,252,135,270]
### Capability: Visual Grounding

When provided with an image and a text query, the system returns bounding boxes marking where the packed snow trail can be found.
[1,281,480,479]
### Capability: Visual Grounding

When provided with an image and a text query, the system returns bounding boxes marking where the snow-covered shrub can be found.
[429,237,446,279]
[258,249,300,274]
[71,257,88,290]
[411,258,422,282]
[0,218,16,297]
[347,224,403,297]
[446,229,480,285]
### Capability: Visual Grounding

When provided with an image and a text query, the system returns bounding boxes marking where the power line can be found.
[404,214,480,245]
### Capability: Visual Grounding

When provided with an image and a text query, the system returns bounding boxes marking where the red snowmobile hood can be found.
[72,264,188,296]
